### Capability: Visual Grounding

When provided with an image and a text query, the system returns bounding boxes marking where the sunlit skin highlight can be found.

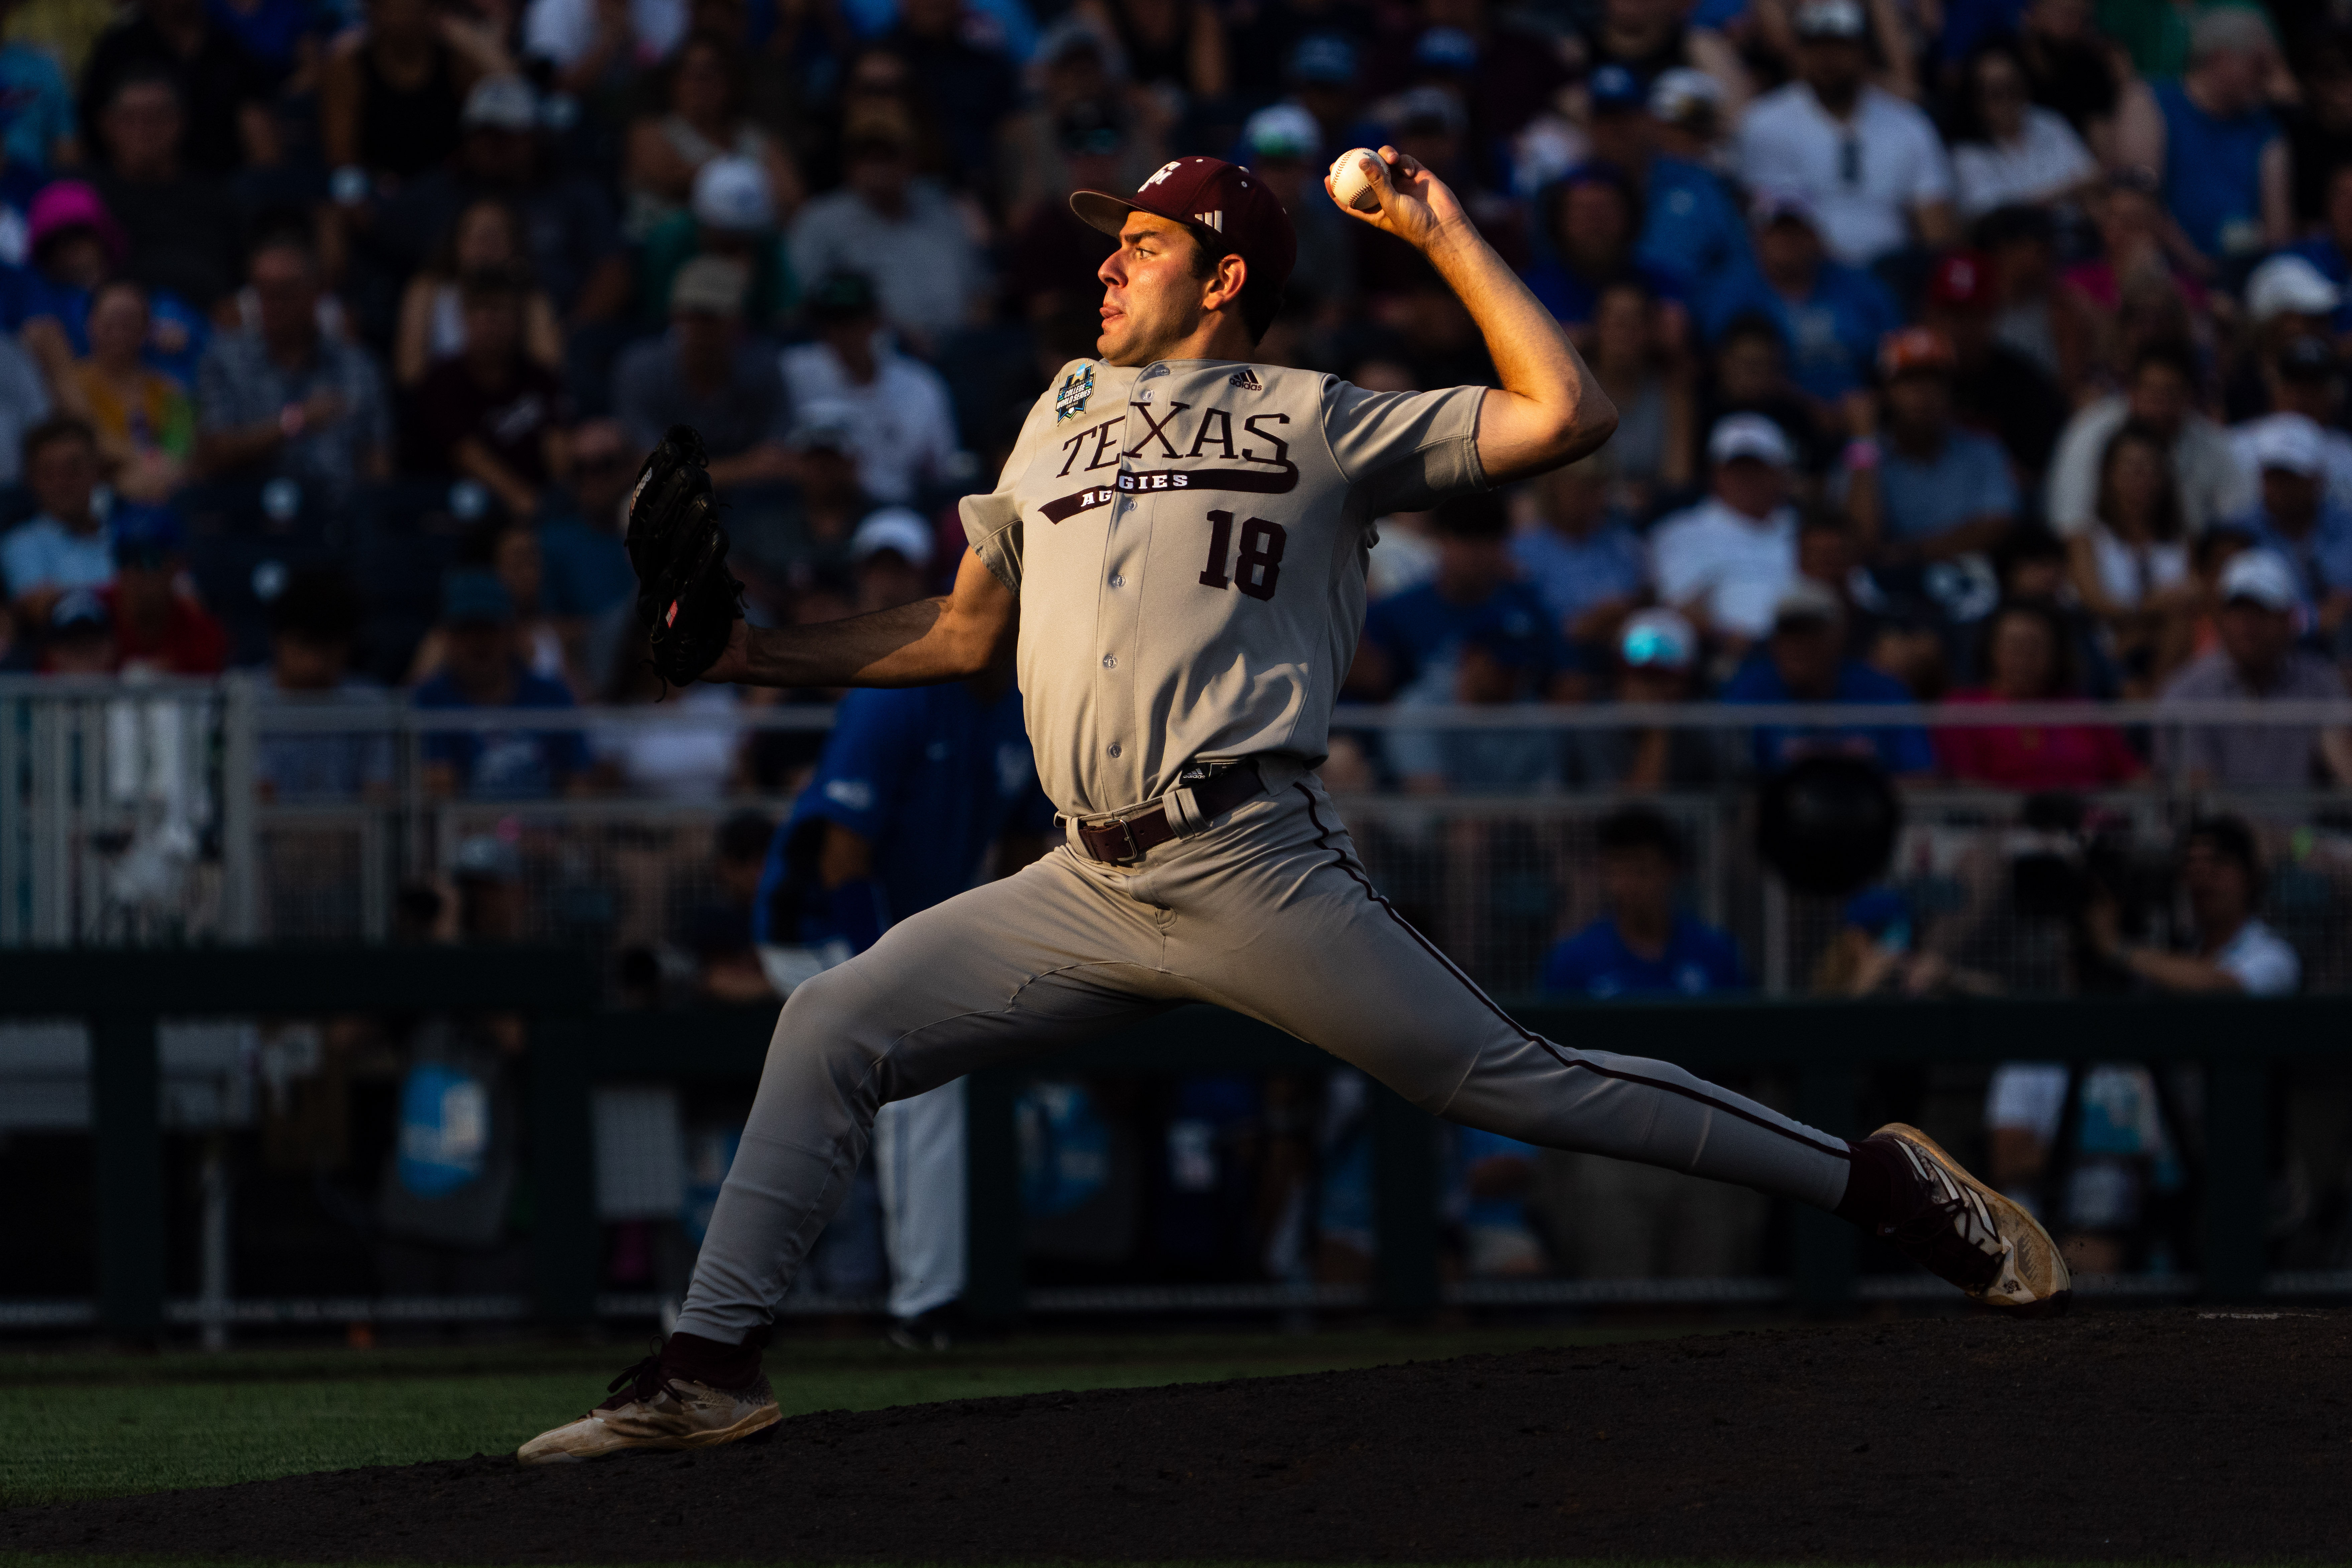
[1093,212,1255,367]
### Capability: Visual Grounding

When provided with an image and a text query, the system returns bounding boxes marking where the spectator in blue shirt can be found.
[413,569,589,799]
[1354,493,1581,793]
[1521,163,1685,336]
[2234,413,2352,646]
[1636,69,1752,301]
[1834,325,2019,567]
[1701,190,1899,406]
[1720,580,1936,776]
[0,417,110,627]
[2145,8,2287,266]
[0,11,79,179]
[1544,804,1747,998]
[1509,449,1647,659]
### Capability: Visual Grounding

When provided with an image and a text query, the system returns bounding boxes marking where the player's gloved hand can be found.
[626,423,746,686]
[1323,145,1471,254]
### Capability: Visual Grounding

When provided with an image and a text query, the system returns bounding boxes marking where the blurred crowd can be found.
[1,0,2352,806]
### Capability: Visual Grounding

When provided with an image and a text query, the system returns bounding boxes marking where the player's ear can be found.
[1206,252,1248,313]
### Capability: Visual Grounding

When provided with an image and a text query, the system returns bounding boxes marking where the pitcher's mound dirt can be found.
[7,1310,2350,1563]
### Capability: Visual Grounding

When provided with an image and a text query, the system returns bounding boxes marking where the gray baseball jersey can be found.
[959,357,1485,817]
[675,357,1859,1345]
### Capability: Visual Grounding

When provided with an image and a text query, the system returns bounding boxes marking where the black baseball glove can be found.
[626,424,744,686]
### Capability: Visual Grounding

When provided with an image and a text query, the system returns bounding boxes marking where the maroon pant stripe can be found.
[1293,785,1852,1164]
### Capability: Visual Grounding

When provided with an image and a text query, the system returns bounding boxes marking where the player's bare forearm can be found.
[1425,222,1617,483]
[1326,147,1616,484]
[705,550,1015,689]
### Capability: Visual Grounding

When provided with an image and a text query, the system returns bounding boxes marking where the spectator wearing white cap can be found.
[639,155,794,330]
[849,506,935,612]
[2230,414,2352,642]
[2230,338,2352,522]
[1733,0,1955,271]
[2245,253,2340,333]
[2046,341,2254,540]
[2157,549,2352,789]
[2226,254,2343,421]
[2231,338,2352,511]
[1648,413,1801,649]
[1636,68,1752,301]
[1698,189,1899,406]
[780,272,961,508]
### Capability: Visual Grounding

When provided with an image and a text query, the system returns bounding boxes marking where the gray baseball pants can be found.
[676,770,1853,1341]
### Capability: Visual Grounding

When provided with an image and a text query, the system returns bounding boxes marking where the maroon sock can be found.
[660,1326,769,1390]
[1832,1135,1912,1230]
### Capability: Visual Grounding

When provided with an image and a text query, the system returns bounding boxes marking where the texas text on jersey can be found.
[962,358,1483,818]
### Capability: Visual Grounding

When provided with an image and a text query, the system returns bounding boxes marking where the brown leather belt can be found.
[1074,759,1264,865]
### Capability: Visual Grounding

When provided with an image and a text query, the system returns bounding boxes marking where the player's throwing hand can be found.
[1323,145,1465,250]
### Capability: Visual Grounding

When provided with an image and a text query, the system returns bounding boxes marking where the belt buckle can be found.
[1088,812,1144,865]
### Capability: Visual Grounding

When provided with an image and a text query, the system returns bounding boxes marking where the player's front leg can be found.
[518,854,1174,1464]
[1158,779,2066,1315]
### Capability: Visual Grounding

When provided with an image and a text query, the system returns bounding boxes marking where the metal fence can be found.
[12,677,2352,998]
[11,682,2352,1330]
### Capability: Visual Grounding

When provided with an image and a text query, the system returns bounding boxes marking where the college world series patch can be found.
[1055,364,1096,422]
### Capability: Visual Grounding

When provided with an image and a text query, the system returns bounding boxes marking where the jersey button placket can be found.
[1097,380,1155,803]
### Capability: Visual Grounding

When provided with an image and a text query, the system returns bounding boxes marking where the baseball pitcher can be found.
[522,149,2067,1464]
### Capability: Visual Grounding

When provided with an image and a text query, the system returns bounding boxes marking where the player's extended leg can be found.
[518,850,1184,1463]
[1151,779,2068,1313]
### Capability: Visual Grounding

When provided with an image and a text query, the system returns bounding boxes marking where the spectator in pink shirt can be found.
[1936,600,2146,790]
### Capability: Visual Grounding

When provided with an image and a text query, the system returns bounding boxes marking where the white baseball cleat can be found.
[516,1352,780,1465]
[1866,1123,2071,1314]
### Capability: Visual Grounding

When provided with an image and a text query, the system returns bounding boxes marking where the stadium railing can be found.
[11,675,2352,995]
[0,944,2328,1336]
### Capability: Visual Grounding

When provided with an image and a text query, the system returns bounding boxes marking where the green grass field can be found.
[0,1325,1701,1512]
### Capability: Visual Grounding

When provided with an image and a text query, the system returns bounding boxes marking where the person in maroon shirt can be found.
[100,501,227,675]
[1936,599,2144,790]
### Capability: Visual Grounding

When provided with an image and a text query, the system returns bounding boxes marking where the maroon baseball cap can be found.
[1071,155,1298,293]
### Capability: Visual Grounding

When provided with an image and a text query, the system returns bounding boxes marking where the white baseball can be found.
[1329,148,1386,214]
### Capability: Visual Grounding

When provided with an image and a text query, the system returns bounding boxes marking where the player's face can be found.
[1096,213,1219,366]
